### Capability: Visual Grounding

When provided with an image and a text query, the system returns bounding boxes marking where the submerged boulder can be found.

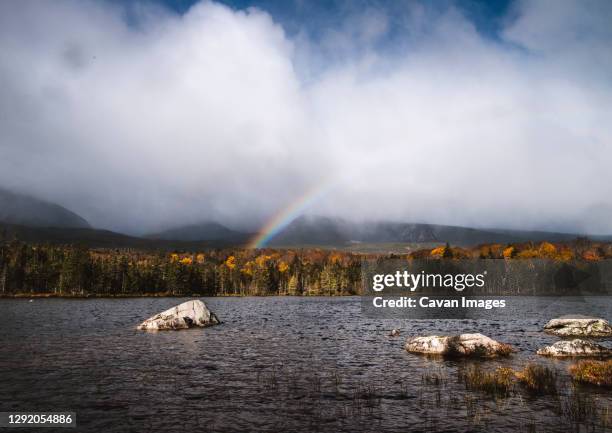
[537,339,612,357]
[405,333,513,358]
[543,315,612,337]
[137,300,220,331]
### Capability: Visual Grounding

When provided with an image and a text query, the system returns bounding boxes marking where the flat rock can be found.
[405,333,513,358]
[543,315,612,337]
[537,339,612,357]
[137,300,220,331]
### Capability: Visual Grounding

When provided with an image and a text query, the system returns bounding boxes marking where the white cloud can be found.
[0,0,611,234]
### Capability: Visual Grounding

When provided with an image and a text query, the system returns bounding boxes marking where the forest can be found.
[1,238,611,296]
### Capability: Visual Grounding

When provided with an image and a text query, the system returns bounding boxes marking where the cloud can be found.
[0,0,611,234]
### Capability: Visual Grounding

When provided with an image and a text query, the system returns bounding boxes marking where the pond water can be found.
[1,297,611,432]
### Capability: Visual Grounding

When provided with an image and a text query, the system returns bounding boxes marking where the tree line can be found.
[0,238,610,296]
[0,242,362,296]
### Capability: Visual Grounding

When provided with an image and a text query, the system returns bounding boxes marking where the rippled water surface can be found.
[1,297,611,432]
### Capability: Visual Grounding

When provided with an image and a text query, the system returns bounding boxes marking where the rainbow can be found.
[249,182,331,249]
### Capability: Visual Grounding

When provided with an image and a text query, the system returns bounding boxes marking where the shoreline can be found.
[3,293,608,299]
[0,293,355,299]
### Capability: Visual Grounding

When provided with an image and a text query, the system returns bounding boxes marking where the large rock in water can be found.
[537,339,612,357]
[405,333,513,358]
[543,315,612,337]
[137,300,220,331]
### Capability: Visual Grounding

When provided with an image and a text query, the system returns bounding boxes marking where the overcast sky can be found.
[1,0,611,235]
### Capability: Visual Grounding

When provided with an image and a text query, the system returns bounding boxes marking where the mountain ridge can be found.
[2,189,610,249]
[0,222,243,250]
[0,188,90,229]
[260,215,609,247]
[146,221,251,242]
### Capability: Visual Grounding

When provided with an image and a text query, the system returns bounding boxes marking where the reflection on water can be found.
[0,297,610,432]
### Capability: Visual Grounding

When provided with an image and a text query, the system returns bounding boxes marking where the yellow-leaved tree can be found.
[430,246,445,258]
[538,242,557,258]
[225,255,236,270]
